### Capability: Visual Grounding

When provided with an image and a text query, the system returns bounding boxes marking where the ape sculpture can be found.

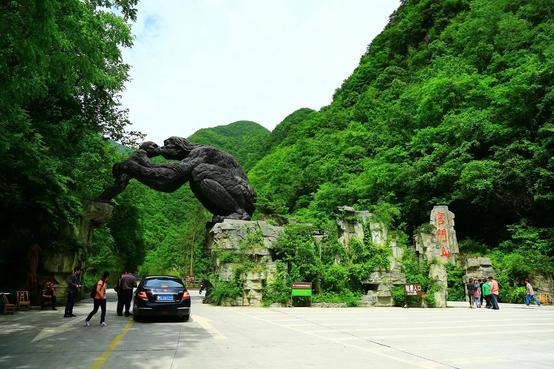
[97,137,256,223]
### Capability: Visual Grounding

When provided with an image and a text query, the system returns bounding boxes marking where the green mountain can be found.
[264,108,316,150]
[188,120,270,171]
[249,0,554,251]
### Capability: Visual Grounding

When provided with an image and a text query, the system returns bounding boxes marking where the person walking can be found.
[488,276,500,310]
[199,279,213,304]
[466,278,475,308]
[85,271,109,327]
[482,279,492,308]
[473,279,481,308]
[116,271,136,317]
[525,279,541,306]
[64,266,82,317]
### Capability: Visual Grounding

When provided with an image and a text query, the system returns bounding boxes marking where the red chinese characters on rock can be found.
[436,212,445,227]
[435,212,452,257]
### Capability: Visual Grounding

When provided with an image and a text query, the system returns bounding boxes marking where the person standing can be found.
[479,279,485,306]
[85,271,109,327]
[466,278,475,308]
[116,271,136,317]
[473,279,481,308]
[488,276,500,310]
[525,279,541,306]
[482,279,492,308]
[64,266,82,317]
[199,279,213,304]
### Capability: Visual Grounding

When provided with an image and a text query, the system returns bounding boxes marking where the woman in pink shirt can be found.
[488,276,500,310]
[85,271,110,327]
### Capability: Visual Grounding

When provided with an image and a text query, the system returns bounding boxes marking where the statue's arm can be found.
[112,158,193,193]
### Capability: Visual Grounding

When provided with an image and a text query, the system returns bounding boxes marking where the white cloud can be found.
[121,0,401,144]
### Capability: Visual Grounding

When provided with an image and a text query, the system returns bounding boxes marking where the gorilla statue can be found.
[97,137,256,223]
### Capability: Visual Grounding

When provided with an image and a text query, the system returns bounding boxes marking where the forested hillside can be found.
[189,121,270,171]
[249,0,554,269]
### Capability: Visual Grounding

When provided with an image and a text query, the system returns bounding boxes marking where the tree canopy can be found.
[0,0,141,284]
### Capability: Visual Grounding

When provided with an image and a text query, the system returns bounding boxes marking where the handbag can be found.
[114,278,121,292]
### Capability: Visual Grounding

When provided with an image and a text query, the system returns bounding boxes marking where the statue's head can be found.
[139,141,161,157]
[161,136,195,160]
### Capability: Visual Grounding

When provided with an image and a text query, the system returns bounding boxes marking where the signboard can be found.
[430,206,459,260]
[291,282,312,297]
[404,284,422,296]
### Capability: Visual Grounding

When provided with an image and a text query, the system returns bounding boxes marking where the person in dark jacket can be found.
[466,278,475,308]
[116,271,136,317]
[64,266,82,317]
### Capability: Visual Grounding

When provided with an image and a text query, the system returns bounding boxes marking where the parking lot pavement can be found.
[188,300,554,369]
[1,294,553,369]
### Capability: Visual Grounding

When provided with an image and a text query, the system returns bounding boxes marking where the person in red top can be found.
[85,271,110,327]
[488,276,500,310]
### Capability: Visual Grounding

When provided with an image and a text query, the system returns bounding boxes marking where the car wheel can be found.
[181,314,190,322]
[133,314,141,322]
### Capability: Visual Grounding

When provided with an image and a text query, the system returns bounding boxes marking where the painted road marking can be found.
[362,328,554,340]
[192,314,226,340]
[233,310,457,369]
[90,320,134,369]
[32,318,82,342]
[303,321,554,333]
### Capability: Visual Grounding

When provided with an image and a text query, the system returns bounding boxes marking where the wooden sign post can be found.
[291,282,312,306]
[404,283,423,308]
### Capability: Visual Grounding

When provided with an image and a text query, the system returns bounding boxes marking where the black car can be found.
[133,276,191,321]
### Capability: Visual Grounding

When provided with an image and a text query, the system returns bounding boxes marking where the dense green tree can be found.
[0,0,140,286]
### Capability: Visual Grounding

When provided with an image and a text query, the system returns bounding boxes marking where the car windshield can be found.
[144,278,184,288]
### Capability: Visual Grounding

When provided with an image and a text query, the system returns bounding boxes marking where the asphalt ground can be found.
[0,290,552,369]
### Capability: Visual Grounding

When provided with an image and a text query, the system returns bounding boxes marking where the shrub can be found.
[504,286,527,304]
[312,290,361,307]
[262,261,290,306]
[208,280,243,305]
[446,263,465,301]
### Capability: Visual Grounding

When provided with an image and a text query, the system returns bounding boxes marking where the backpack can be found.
[89,282,98,298]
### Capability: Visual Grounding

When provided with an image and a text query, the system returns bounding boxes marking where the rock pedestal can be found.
[206,219,282,306]
[336,206,406,307]
[415,206,460,308]
[429,264,448,307]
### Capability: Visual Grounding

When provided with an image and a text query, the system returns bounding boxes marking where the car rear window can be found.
[144,278,184,288]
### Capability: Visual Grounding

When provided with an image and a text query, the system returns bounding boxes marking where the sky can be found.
[121,0,401,144]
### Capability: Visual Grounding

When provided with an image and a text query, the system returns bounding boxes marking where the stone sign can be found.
[414,206,461,308]
[430,205,459,261]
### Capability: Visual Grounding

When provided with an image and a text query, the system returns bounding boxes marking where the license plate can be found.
[157,295,173,301]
